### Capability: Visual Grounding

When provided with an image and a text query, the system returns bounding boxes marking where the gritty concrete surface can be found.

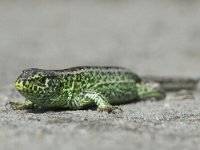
[0,0,200,150]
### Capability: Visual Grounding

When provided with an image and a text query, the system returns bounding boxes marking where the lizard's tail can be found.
[136,81,166,100]
[142,76,199,91]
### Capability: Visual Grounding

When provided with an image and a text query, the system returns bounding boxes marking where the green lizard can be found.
[11,66,165,112]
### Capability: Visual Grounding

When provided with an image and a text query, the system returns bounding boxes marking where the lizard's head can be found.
[15,68,62,102]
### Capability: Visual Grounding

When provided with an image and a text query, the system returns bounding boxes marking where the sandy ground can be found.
[0,0,200,150]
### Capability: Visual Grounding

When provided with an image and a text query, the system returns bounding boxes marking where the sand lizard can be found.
[11,66,166,112]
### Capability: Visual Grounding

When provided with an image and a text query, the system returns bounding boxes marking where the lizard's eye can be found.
[38,77,46,84]
[35,77,46,85]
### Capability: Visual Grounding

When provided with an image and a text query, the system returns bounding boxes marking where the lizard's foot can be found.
[97,104,122,113]
[7,101,34,110]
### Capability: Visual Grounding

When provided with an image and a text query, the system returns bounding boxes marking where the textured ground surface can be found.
[0,0,200,150]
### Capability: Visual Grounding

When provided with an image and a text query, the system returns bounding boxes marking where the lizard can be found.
[11,66,166,112]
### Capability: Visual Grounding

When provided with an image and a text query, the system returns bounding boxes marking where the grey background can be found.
[0,0,200,150]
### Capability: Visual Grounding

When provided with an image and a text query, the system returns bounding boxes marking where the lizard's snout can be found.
[15,80,27,91]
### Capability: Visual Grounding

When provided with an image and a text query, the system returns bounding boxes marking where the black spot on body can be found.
[34,86,37,91]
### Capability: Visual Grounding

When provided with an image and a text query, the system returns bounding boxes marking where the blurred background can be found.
[1,0,200,85]
[1,1,200,150]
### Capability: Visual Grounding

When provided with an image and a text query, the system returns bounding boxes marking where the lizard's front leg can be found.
[8,99,35,110]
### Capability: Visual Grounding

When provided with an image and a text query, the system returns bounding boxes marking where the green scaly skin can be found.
[11,66,165,112]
